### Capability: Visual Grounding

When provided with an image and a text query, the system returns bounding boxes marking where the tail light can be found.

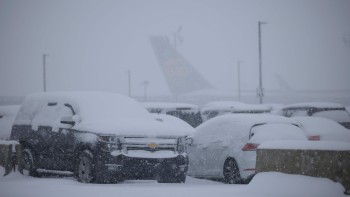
[308,135,320,141]
[242,143,259,151]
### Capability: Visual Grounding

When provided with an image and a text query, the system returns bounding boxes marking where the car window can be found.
[285,109,308,117]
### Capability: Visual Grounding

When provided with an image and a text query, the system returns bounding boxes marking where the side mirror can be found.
[186,137,194,146]
[60,116,76,126]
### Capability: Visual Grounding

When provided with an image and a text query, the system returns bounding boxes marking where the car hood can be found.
[73,117,193,137]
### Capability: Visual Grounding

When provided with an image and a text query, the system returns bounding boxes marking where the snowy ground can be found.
[0,167,346,197]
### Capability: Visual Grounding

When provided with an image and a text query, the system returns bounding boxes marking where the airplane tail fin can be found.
[150,36,213,96]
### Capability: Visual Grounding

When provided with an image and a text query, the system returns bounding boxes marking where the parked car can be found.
[275,102,350,129]
[200,101,271,122]
[143,102,202,127]
[291,116,350,142]
[187,114,307,184]
[0,105,20,140]
[11,92,192,183]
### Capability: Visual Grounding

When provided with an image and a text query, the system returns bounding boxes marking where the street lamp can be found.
[257,21,267,104]
[142,80,149,101]
[237,61,242,101]
[126,70,131,97]
[43,54,49,92]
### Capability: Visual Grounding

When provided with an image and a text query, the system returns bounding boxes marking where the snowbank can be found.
[249,172,346,197]
[0,166,346,197]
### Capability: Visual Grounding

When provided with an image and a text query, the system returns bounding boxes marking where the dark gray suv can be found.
[11,92,191,183]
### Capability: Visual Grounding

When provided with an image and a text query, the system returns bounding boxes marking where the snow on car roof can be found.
[15,92,192,137]
[291,116,350,142]
[194,114,297,148]
[201,101,270,112]
[283,102,345,109]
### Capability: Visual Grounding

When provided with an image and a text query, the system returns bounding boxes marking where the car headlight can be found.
[98,135,122,152]
[177,137,186,154]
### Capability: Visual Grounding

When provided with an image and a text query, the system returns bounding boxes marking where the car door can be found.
[49,103,76,171]
[188,128,225,177]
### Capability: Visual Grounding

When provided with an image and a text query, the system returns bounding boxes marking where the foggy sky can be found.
[1,0,350,97]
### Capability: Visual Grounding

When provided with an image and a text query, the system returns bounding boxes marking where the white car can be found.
[291,116,350,142]
[275,102,350,129]
[187,114,307,184]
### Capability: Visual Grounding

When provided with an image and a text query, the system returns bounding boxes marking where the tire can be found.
[223,159,241,184]
[76,150,95,183]
[22,148,40,177]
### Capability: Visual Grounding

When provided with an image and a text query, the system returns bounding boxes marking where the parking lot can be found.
[0,167,347,197]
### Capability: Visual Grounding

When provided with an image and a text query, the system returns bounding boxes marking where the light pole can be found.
[257,21,267,104]
[237,61,242,101]
[126,70,131,97]
[142,80,149,101]
[43,54,49,92]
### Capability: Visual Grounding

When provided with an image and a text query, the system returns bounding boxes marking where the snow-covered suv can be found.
[11,92,192,183]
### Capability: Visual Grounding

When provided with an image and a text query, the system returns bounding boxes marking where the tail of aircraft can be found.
[149,36,213,96]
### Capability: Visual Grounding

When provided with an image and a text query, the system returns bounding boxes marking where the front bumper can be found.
[95,152,188,180]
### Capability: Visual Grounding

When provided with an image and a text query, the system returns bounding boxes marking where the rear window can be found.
[249,123,306,144]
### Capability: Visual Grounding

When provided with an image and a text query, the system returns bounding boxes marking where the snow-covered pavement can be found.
[0,167,346,197]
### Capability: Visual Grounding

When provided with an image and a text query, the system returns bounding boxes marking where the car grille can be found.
[122,137,177,153]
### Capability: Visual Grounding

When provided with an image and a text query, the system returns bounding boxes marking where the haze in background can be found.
[1,0,349,104]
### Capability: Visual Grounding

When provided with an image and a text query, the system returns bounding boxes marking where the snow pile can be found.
[248,172,346,197]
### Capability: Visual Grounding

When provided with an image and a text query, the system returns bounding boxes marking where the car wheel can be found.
[223,159,241,184]
[22,148,39,177]
[76,150,95,183]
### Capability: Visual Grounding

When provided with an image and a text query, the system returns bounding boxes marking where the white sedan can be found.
[187,114,307,184]
[291,116,350,142]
